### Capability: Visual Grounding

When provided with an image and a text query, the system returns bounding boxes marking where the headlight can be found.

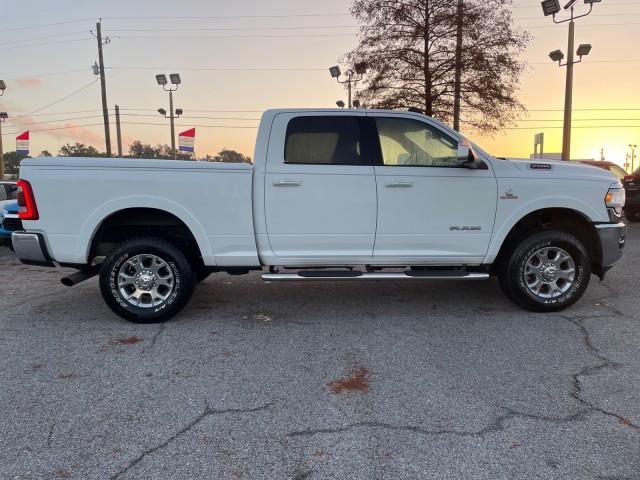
[605,186,625,214]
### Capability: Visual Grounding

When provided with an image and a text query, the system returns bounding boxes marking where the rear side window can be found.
[284,116,362,165]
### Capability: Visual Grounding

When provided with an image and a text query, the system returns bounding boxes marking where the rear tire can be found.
[99,236,196,323]
[497,230,590,312]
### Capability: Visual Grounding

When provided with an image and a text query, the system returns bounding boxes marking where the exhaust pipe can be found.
[61,263,102,287]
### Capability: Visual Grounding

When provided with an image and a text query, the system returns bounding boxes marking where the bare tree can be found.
[341,0,530,134]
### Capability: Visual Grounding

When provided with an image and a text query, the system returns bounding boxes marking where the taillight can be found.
[624,175,633,181]
[17,179,39,220]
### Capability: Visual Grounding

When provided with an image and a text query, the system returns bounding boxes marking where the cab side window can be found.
[374,117,461,168]
[285,116,362,165]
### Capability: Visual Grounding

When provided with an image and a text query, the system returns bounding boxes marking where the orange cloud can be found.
[16,78,43,88]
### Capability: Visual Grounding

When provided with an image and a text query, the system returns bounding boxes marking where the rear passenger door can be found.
[264,112,377,260]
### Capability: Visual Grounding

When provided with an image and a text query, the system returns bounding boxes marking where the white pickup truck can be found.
[12,109,626,323]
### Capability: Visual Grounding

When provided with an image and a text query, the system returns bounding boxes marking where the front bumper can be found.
[595,222,626,273]
[11,231,55,267]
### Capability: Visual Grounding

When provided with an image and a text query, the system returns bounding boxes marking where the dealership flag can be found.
[179,128,195,152]
[16,131,29,155]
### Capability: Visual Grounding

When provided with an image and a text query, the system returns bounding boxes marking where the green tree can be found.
[127,141,194,160]
[2,151,30,178]
[58,143,104,157]
[341,0,530,134]
[201,148,251,163]
[39,150,53,157]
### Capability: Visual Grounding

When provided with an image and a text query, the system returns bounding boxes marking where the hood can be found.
[1,201,18,214]
[505,158,619,183]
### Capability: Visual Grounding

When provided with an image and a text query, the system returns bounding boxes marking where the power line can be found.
[5,69,89,81]
[0,31,89,46]
[6,79,99,124]
[107,25,358,32]
[102,14,351,20]
[0,18,95,34]
[0,38,93,51]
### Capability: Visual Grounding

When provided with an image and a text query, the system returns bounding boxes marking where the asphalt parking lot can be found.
[1,224,639,480]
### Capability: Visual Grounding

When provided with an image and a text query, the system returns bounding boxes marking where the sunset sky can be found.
[0,0,638,170]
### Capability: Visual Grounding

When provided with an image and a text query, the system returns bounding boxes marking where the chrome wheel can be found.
[117,254,175,308]
[523,246,575,299]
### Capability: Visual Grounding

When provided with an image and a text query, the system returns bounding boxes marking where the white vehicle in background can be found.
[11,108,626,323]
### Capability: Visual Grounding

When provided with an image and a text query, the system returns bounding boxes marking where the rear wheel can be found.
[99,236,196,323]
[497,230,590,312]
[624,206,640,222]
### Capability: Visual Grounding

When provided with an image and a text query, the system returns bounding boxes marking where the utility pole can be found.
[115,105,122,157]
[95,20,112,157]
[599,148,604,162]
[453,0,464,132]
[0,118,4,181]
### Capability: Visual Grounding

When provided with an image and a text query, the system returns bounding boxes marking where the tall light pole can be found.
[155,73,182,160]
[630,144,637,172]
[541,0,600,161]
[329,63,366,108]
[0,80,6,180]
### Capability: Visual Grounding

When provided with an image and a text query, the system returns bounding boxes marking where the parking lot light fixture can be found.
[0,80,6,95]
[576,43,592,58]
[156,73,182,159]
[542,0,598,161]
[329,63,367,108]
[541,0,561,16]
[549,50,565,63]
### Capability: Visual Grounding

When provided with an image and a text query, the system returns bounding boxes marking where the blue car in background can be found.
[0,202,22,249]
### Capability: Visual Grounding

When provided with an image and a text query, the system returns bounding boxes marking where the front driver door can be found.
[371,114,498,263]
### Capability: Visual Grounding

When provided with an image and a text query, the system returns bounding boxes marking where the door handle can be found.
[273,180,302,187]
[385,181,413,188]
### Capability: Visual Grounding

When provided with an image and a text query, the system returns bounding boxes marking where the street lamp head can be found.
[549,49,565,62]
[155,74,168,86]
[329,66,341,78]
[169,73,181,85]
[157,108,167,116]
[0,112,8,120]
[175,108,183,116]
[584,0,601,4]
[336,100,345,108]
[354,62,367,75]
[563,0,577,10]
[576,43,592,57]
[0,80,7,92]
[541,0,561,16]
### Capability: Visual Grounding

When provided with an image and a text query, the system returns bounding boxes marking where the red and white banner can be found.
[16,131,29,155]
[179,128,195,152]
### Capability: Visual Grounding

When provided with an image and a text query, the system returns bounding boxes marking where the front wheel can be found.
[99,237,196,323]
[497,230,590,312]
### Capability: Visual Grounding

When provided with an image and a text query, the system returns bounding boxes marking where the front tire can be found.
[497,230,590,312]
[99,237,196,323]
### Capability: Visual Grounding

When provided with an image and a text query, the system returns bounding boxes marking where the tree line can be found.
[1,142,252,178]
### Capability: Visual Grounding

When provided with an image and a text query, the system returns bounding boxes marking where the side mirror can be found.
[456,140,487,170]
[456,140,475,164]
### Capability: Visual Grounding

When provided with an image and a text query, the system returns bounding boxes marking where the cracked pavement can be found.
[1,223,639,479]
